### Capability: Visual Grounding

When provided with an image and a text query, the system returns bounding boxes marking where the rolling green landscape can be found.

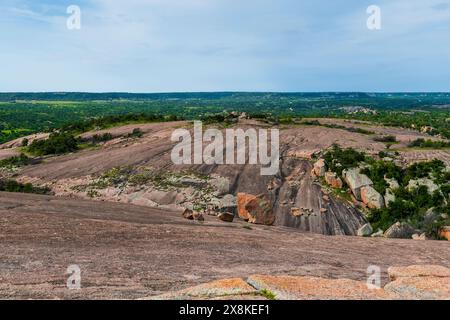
[1,92,449,144]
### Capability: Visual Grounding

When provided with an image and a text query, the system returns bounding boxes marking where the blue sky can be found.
[1,0,450,92]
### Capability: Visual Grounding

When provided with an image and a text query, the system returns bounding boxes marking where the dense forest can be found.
[0,92,449,144]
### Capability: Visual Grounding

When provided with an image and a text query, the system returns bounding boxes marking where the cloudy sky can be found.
[1,0,450,92]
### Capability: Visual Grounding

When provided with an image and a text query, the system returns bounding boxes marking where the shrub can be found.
[61,113,182,133]
[402,159,445,184]
[92,132,113,143]
[360,160,403,194]
[127,128,143,138]
[28,132,78,156]
[323,145,365,177]
[408,138,450,149]
[373,135,397,143]
[0,179,49,194]
[0,154,31,168]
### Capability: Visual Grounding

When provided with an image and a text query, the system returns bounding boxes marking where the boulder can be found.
[423,208,439,227]
[290,207,302,217]
[237,193,275,225]
[360,186,384,209]
[371,229,384,237]
[287,149,319,160]
[237,193,255,221]
[407,178,439,194]
[357,223,373,237]
[384,177,399,190]
[217,194,237,214]
[384,189,396,207]
[439,226,450,241]
[182,208,204,221]
[193,211,205,221]
[218,212,234,223]
[312,159,326,177]
[384,222,415,239]
[210,175,230,196]
[342,168,373,200]
[178,177,207,188]
[182,208,194,220]
[412,233,427,241]
[324,172,343,188]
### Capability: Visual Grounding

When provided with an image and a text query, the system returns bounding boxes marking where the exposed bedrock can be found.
[196,157,367,236]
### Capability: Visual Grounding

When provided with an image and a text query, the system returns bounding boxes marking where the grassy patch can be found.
[259,289,276,300]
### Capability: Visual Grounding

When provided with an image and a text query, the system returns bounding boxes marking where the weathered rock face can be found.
[147,278,258,300]
[324,171,343,188]
[274,159,367,236]
[218,212,234,223]
[237,193,275,225]
[385,276,450,300]
[247,275,390,300]
[357,223,373,237]
[312,159,326,177]
[342,168,373,200]
[388,265,450,280]
[360,185,384,209]
[18,122,369,236]
[407,178,439,194]
[287,149,319,160]
[384,222,416,239]
[385,265,450,300]
[148,265,450,300]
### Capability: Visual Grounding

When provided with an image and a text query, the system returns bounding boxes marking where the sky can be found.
[1,0,450,92]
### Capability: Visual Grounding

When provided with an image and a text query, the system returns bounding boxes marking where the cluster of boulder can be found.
[356,221,426,239]
[311,158,387,209]
[181,192,276,225]
[311,158,449,240]
[342,168,385,209]
[182,208,236,223]
[356,208,450,240]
